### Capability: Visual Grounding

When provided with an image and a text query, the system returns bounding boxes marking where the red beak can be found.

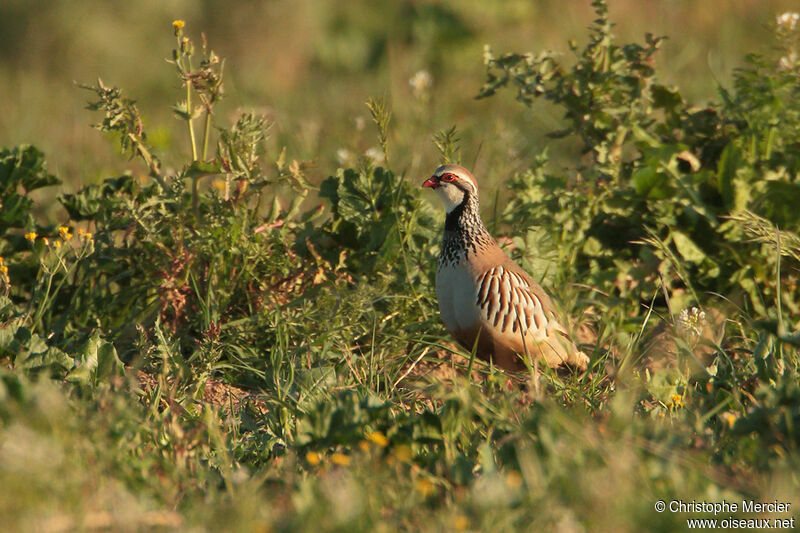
[422,176,439,188]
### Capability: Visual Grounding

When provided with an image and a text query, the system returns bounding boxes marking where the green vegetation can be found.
[2,2,800,531]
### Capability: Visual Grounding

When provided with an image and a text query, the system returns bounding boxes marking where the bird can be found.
[423,164,589,373]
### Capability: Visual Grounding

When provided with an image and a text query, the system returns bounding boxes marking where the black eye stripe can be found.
[450,178,473,194]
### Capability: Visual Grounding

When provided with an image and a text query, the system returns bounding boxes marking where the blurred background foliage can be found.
[2,0,799,198]
[2,1,800,531]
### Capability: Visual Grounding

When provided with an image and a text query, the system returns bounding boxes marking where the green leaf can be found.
[59,175,138,221]
[671,231,706,263]
[631,125,660,148]
[0,145,60,195]
[0,193,34,228]
[753,334,777,382]
[582,236,604,257]
[716,144,741,207]
[0,146,59,229]
[632,166,672,199]
[20,346,72,374]
[652,84,684,115]
[66,332,124,386]
[5,325,71,373]
[184,159,222,178]
[59,185,105,220]
[172,101,191,120]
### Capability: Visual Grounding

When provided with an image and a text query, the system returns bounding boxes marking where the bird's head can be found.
[422,164,478,213]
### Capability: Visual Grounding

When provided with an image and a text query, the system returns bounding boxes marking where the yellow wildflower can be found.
[505,470,523,489]
[58,226,73,241]
[54,240,62,249]
[331,453,350,466]
[670,393,684,409]
[393,444,412,462]
[78,228,85,236]
[305,451,321,466]
[721,412,737,429]
[415,477,436,497]
[365,431,389,447]
[25,232,37,242]
[0,256,4,265]
[42,237,49,246]
[453,514,470,531]
[172,20,185,35]
[84,233,93,241]
[0,265,7,275]
[358,440,370,452]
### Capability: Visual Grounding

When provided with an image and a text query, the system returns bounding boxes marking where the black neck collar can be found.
[444,194,469,232]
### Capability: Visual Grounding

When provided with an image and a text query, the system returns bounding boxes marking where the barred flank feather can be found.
[476,266,550,336]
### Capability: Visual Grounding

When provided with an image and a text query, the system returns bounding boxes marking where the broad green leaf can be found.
[632,166,672,199]
[652,84,684,115]
[671,231,706,263]
[20,346,72,373]
[582,236,604,256]
[66,332,124,385]
[0,145,60,195]
[0,193,34,228]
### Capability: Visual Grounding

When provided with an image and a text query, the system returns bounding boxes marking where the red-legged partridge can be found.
[423,164,589,372]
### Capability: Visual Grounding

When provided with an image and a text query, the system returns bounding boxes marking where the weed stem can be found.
[202,110,211,160]
[187,76,198,160]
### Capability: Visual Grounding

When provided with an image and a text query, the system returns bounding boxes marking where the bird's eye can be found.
[441,173,457,182]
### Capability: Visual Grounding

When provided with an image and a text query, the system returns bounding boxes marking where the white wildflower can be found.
[364,147,385,164]
[336,148,354,166]
[676,307,706,337]
[409,70,432,98]
[779,52,797,71]
[776,12,799,30]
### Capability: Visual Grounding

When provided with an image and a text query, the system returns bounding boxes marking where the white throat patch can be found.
[434,183,467,213]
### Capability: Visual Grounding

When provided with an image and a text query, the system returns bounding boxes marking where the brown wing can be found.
[476,265,551,337]
[472,261,588,369]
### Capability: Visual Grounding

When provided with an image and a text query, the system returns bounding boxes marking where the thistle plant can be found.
[80,79,164,188]
[170,20,225,162]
